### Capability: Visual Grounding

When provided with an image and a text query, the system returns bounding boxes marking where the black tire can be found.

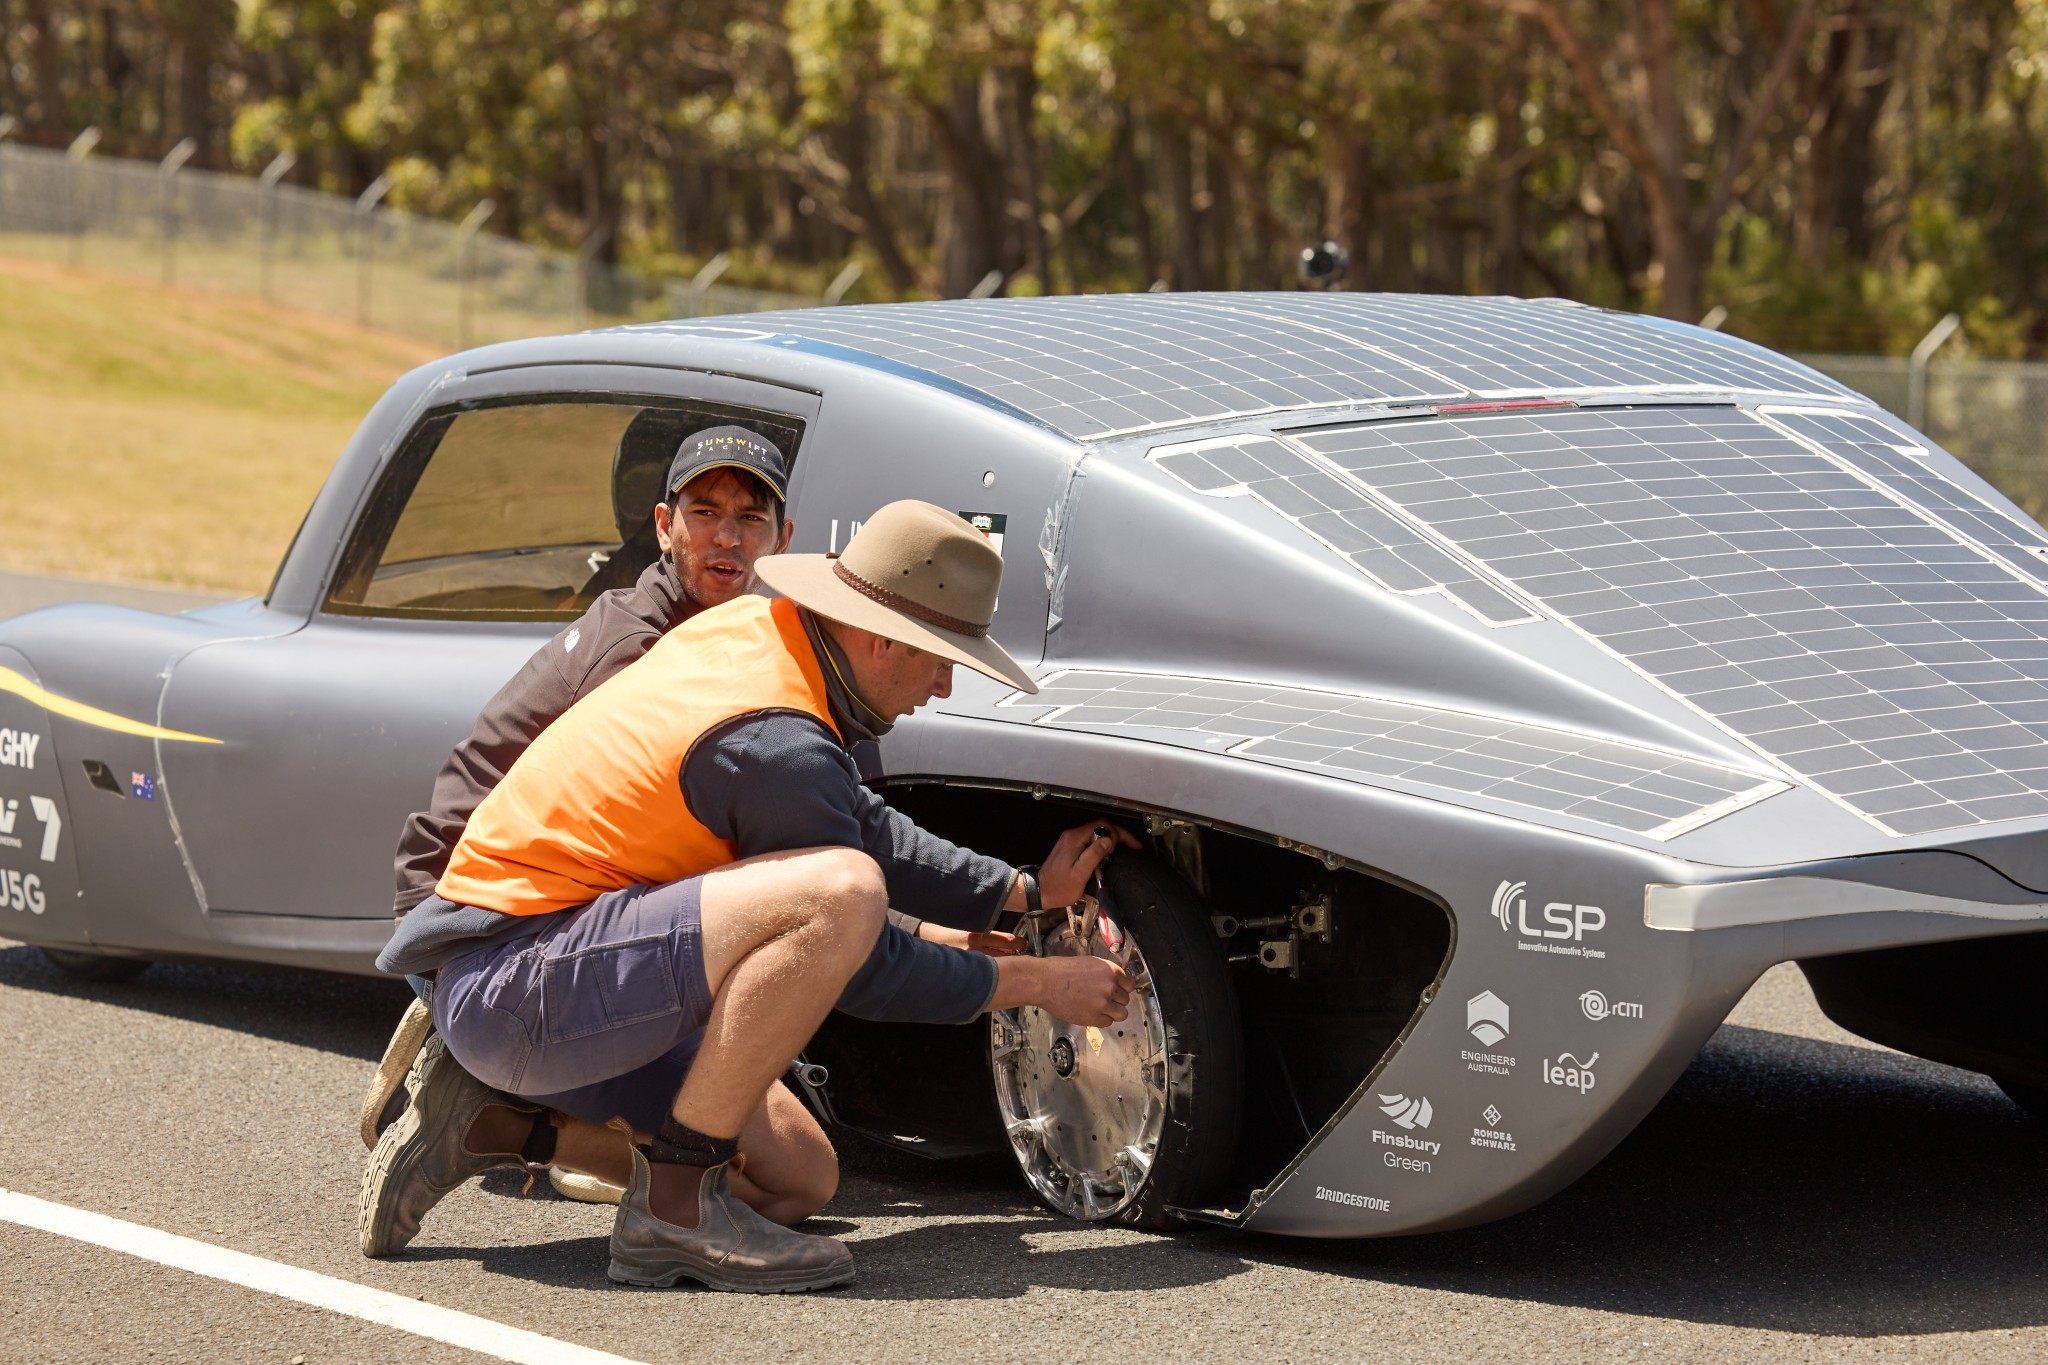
[38,946,151,982]
[1106,852,1243,1228]
[992,851,1243,1230]
[1995,1076,2048,1121]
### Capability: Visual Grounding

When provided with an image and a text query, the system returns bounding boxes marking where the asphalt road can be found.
[0,574,2042,1362]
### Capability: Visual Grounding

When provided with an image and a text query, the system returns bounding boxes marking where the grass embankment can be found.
[0,257,442,591]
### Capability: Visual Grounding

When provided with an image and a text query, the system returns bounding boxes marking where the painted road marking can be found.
[0,1188,647,1365]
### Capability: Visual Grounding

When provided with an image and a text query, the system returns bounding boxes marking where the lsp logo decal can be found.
[1491,879,1605,942]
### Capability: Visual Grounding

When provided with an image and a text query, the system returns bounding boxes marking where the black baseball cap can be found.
[666,425,789,502]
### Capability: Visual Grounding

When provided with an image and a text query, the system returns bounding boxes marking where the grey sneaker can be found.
[359,997,435,1149]
[607,1143,854,1293]
[359,1033,534,1257]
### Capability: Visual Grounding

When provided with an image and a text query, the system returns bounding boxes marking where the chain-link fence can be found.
[4,144,2045,512]
[1794,353,2048,521]
[0,142,822,348]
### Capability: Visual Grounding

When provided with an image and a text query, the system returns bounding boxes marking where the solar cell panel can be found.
[1291,407,2048,836]
[624,294,1858,440]
[978,668,1785,840]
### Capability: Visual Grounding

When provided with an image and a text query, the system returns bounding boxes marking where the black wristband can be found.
[1016,865,1043,916]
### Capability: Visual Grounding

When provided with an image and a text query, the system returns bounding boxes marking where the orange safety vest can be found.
[438,595,840,916]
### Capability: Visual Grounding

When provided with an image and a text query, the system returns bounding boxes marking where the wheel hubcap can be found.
[990,903,1166,1221]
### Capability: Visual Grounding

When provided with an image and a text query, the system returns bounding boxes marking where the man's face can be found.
[653,468,793,608]
[845,632,955,723]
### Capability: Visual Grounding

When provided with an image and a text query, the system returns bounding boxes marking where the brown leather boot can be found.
[607,1142,853,1293]
[358,1034,534,1257]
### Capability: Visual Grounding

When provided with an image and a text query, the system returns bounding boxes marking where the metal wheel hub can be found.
[990,901,1167,1221]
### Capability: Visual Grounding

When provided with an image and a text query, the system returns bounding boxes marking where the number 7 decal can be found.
[29,795,61,862]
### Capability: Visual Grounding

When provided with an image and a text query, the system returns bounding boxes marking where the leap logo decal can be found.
[1580,989,1644,1022]
[1541,1051,1601,1094]
[0,795,62,861]
[1491,880,1607,960]
[1373,1093,1439,1173]
[0,728,42,769]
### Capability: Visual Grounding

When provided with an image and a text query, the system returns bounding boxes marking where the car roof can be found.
[613,292,1863,443]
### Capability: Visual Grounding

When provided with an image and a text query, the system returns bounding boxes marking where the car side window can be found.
[324,396,802,620]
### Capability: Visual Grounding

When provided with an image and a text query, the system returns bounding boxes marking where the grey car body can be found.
[4,292,2045,1237]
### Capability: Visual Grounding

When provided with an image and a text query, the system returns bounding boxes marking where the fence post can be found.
[354,173,392,326]
[686,252,731,318]
[157,138,197,285]
[574,223,612,331]
[823,260,864,306]
[455,198,496,349]
[1908,313,1963,434]
[257,151,296,303]
[65,127,100,266]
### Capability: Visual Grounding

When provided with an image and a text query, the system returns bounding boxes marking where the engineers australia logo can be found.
[1491,879,1607,960]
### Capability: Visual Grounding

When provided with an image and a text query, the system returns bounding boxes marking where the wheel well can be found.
[815,779,1454,1209]
[1799,928,2048,1089]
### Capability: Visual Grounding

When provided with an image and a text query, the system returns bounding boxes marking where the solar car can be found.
[4,293,2045,1237]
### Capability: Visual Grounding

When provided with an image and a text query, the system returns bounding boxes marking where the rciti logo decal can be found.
[1491,879,1606,942]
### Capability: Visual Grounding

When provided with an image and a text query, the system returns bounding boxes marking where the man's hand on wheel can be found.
[991,955,1132,1026]
[1030,820,1142,910]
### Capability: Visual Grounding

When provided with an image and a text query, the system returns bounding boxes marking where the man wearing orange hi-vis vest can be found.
[363,501,1136,1293]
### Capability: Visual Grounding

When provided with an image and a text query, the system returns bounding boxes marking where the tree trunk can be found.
[169,0,225,164]
[1491,19,1528,295]
[1003,64,1052,293]
[1325,129,1373,290]
[1153,115,1204,290]
[925,75,1006,297]
[828,116,919,294]
[24,0,66,145]
[1113,107,1160,287]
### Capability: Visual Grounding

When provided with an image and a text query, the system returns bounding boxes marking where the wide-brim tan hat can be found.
[755,500,1039,694]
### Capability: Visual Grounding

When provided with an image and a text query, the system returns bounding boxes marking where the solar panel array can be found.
[986,669,1784,839]
[1150,433,1537,625]
[1762,408,2048,584]
[626,293,1856,440]
[1293,407,2048,836]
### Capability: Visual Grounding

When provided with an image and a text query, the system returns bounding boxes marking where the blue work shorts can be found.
[430,876,711,1135]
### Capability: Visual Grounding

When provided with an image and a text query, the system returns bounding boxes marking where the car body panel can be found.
[7,292,2046,1237]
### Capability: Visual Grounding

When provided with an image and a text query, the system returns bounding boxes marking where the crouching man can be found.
[363,501,1132,1292]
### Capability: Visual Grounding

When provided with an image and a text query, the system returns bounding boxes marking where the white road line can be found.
[0,1188,648,1365]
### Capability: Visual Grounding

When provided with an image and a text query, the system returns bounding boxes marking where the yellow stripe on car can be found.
[0,667,223,745]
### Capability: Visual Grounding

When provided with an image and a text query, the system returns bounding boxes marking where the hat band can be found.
[832,561,989,638]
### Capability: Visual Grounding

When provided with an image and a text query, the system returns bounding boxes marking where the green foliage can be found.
[8,0,2048,349]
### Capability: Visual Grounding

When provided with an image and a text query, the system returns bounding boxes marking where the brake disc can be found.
[989,900,1167,1220]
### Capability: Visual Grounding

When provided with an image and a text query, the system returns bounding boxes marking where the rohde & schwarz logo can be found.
[1541,1051,1600,1093]
[1466,990,1510,1047]
[1377,1093,1433,1130]
[1580,989,1644,1022]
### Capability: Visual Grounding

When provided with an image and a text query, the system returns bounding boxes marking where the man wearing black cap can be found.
[364,421,821,1211]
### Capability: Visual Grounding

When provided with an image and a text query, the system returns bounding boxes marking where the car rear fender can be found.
[0,599,303,953]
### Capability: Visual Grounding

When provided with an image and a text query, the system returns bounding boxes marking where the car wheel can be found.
[38,946,151,982]
[1995,1076,2048,1120]
[989,851,1242,1228]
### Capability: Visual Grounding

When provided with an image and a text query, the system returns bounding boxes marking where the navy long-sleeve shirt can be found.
[377,625,1011,1023]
